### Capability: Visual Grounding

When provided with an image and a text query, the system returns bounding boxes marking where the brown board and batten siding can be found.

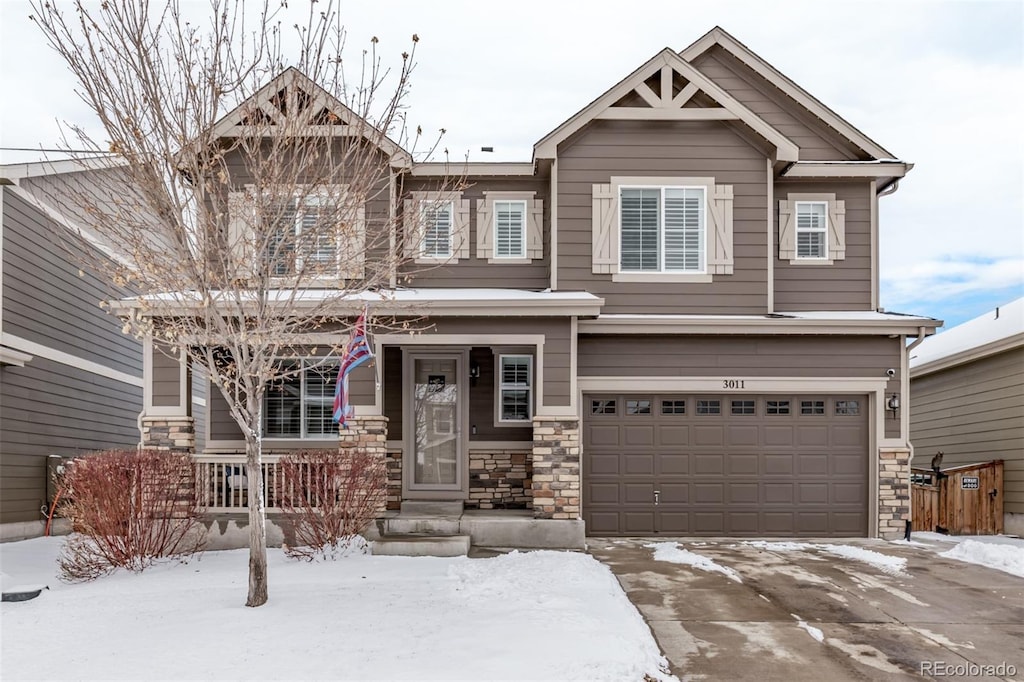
[774,180,873,311]
[910,348,1024,519]
[399,176,549,290]
[578,334,902,439]
[690,46,864,161]
[556,119,769,315]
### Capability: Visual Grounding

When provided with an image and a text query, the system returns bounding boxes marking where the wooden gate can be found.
[911,461,1004,535]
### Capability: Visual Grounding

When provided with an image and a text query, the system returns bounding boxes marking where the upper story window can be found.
[229,185,366,281]
[494,200,527,259]
[264,359,339,439]
[779,193,846,265]
[403,191,470,264]
[591,177,734,282]
[620,187,705,273]
[795,201,828,260]
[496,354,532,424]
[477,192,543,263]
[421,200,453,259]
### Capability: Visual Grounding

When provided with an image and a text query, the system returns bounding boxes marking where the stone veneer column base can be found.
[141,416,195,452]
[338,416,389,516]
[878,446,911,539]
[531,416,580,520]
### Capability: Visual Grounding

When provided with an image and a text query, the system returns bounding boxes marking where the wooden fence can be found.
[911,460,1003,535]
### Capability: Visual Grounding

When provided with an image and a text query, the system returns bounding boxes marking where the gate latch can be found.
[654,490,660,506]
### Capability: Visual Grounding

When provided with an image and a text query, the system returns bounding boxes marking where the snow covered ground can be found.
[905,532,1024,578]
[0,537,675,681]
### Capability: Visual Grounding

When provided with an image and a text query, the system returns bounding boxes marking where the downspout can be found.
[902,325,928,539]
[877,179,900,197]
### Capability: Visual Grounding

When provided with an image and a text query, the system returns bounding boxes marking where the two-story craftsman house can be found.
[133,27,939,549]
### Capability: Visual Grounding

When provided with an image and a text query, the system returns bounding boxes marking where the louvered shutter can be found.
[339,203,366,279]
[527,199,544,259]
[476,198,493,260]
[706,184,734,275]
[778,199,796,261]
[591,183,616,274]
[402,198,419,258]
[454,199,471,260]
[828,200,846,261]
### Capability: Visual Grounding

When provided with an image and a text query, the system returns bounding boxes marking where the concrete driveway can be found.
[589,538,1023,681]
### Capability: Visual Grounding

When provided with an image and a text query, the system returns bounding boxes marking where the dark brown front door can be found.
[583,394,868,536]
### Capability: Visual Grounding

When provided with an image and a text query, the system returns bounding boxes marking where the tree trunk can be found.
[245,431,268,607]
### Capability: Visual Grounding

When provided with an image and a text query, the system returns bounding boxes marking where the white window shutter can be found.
[339,204,366,279]
[706,184,734,275]
[227,190,254,281]
[527,199,544,259]
[828,199,846,261]
[454,199,471,260]
[402,198,419,258]
[778,199,796,260]
[591,183,616,274]
[476,198,493,260]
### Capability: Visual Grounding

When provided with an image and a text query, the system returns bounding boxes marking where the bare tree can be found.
[30,0,462,606]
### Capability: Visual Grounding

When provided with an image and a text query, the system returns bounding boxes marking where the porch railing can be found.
[194,455,283,512]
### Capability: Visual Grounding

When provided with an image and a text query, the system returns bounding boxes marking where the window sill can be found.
[487,257,533,265]
[493,419,533,428]
[611,272,713,283]
[787,258,835,266]
[415,256,457,265]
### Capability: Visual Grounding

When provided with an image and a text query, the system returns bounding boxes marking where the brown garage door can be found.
[584,394,868,536]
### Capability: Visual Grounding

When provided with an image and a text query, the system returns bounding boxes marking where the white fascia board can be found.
[409,163,536,177]
[780,162,910,179]
[578,314,940,335]
[910,332,1024,379]
[0,156,125,183]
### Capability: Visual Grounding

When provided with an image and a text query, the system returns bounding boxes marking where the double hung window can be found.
[795,201,828,259]
[497,355,532,423]
[267,195,337,276]
[494,200,527,259]
[421,200,453,259]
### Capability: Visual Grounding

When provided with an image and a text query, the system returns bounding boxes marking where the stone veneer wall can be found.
[531,416,580,520]
[337,416,389,516]
[141,417,195,452]
[878,446,911,539]
[386,449,402,511]
[465,451,533,510]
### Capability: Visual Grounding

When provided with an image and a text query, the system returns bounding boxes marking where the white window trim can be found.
[493,199,528,260]
[418,199,455,261]
[617,184,707,276]
[794,200,829,262]
[494,353,533,426]
[263,358,340,440]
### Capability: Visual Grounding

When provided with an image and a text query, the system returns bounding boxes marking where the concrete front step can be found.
[399,501,463,516]
[384,516,461,536]
[372,534,471,557]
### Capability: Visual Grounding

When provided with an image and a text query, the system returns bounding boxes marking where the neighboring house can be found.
[910,298,1024,536]
[0,161,136,541]
[130,26,940,546]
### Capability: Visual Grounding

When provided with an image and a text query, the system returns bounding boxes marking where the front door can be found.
[408,354,463,492]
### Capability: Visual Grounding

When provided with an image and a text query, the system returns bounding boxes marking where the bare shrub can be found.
[57,449,206,582]
[278,448,386,560]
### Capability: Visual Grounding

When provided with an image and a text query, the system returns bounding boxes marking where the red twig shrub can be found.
[56,449,206,581]
[278,447,386,560]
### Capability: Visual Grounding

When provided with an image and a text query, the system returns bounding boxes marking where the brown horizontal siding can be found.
[774,180,872,311]
[2,190,142,371]
[910,348,1024,514]
[692,47,862,161]
[399,176,550,289]
[0,356,141,524]
[579,334,902,439]
[557,119,768,314]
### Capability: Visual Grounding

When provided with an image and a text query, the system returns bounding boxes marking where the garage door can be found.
[584,394,868,536]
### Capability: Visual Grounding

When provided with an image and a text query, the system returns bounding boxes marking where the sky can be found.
[1,0,1021,330]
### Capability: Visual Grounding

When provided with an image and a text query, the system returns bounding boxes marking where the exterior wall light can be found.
[887,393,900,418]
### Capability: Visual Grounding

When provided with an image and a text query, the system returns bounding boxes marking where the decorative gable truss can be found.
[534,49,798,162]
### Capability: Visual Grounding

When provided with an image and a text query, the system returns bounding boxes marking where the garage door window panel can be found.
[801,400,825,415]
[731,399,756,415]
[696,399,721,415]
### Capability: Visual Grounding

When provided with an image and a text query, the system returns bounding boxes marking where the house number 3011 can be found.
[723,379,746,389]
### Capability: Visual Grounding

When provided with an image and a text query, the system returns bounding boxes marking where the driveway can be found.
[589,538,1024,681]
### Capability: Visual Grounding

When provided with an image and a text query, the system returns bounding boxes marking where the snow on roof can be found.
[131,288,601,304]
[597,310,938,323]
[910,297,1024,369]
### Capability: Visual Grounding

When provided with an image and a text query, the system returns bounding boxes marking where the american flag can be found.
[332,307,374,428]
